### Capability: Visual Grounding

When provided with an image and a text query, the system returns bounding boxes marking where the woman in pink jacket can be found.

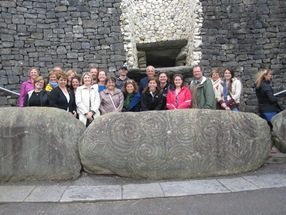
[166,74,192,110]
[19,67,40,107]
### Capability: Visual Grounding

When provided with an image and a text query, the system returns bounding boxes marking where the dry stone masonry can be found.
[0,0,285,111]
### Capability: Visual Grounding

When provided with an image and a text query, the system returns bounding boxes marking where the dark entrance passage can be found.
[137,40,188,68]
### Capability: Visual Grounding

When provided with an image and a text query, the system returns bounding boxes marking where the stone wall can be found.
[0,0,285,111]
[198,0,286,112]
[0,0,125,106]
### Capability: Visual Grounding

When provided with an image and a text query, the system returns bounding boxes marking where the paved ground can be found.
[1,187,286,215]
[0,150,285,204]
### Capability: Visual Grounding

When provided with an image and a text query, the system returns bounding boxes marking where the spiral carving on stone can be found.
[106,114,141,156]
[79,110,272,179]
[141,111,169,140]
[131,139,167,173]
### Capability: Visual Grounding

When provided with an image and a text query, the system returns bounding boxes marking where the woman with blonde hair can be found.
[210,68,222,109]
[19,67,40,107]
[45,70,58,92]
[255,69,281,128]
[66,69,77,88]
[76,72,100,127]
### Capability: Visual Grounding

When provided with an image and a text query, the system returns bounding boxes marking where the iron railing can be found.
[274,89,286,96]
[0,86,20,96]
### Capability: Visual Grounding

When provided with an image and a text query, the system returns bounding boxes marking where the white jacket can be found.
[76,84,100,125]
[216,78,242,103]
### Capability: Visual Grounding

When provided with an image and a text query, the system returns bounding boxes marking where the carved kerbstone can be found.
[79,109,271,179]
[272,110,286,153]
[0,107,85,182]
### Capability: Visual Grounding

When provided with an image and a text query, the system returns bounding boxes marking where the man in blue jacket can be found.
[139,65,155,93]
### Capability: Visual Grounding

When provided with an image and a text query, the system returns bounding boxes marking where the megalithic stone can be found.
[272,110,286,153]
[0,107,85,182]
[79,109,272,180]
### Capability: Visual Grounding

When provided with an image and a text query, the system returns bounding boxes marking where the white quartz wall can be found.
[120,0,202,68]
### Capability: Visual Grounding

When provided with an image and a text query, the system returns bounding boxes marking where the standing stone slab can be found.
[79,109,271,180]
[272,110,286,153]
[0,107,85,182]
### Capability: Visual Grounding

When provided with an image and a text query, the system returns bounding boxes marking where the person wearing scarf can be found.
[122,80,141,112]
[217,68,242,111]
[45,70,58,92]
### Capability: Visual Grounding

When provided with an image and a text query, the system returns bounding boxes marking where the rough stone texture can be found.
[120,0,197,67]
[272,110,286,153]
[79,110,271,179]
[0,0,285,112]
[120,0,286,110]
[0,0,125,106]
[0,107,85,182]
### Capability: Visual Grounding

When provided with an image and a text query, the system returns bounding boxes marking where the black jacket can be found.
[24,90,49,107]
[255,80,278,112]
[161,82,171,110]
[49,87,76,113]
[141,90,163,111]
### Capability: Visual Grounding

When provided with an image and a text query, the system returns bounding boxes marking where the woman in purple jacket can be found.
[19,67,40,107]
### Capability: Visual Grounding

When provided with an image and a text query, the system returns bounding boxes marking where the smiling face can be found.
[107,80,115,90]
[158,73,168,84]
[58,77,67,88]
[146,66,155,78]
[224,70,232,80]
[148,80,157,92]
[98,71,107,83]
[49,74,58,82]
[126,83,134,93]
[211,72,220,82]
[72,78,80,90]
[174,76,183,88]
[35,80,45,90]
[29,69,39,80]
[83,74,92,86]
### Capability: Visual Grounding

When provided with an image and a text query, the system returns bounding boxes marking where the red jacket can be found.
[166,87,192,109]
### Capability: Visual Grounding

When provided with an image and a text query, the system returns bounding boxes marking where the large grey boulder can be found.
[79,109,271,179]
[272,110,286,153]
[0,107,85,182]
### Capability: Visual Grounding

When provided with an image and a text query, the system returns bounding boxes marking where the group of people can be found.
[19,64,281,128]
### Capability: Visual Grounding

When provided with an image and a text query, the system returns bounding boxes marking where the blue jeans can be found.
[260,112,277,122]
